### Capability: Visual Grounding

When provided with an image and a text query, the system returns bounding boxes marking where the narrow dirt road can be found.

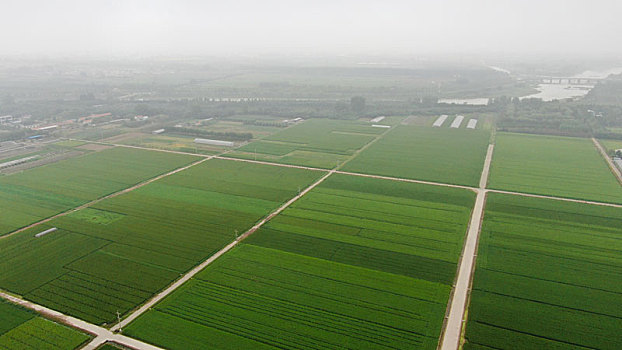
[592,137,622,185]
[439,144,493,350]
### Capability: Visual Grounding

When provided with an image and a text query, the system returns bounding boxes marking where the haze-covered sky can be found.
[1,0,621,57]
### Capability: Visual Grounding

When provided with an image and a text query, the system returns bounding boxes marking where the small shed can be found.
[194,138,234,147]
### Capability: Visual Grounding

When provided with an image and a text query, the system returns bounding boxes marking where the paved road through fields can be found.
[439,144,493,350]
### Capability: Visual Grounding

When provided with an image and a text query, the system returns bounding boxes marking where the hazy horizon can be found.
[1,0,622,59]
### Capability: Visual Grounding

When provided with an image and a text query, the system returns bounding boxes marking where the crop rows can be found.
[0,147,199,236]
[0,158,321,325]
[464,193,622,350]
[0,299,90,350]
[341,125,490,187]
[124,174,475,349]
[488,132,622,203]
[230,119,384,168]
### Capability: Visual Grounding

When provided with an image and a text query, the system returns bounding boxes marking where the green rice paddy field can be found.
[341,125,490,187]
[0,147,199,236]
[488,133,622,203]
[0,299,90,349]
[124,174,476,350]
[229,119,387,168]
[0,159,321,325]
[464,193,622,350]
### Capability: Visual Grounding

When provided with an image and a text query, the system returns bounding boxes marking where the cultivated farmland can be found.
[488,132,622,203]
[229,119,386,168]
[124,174,476,349]
[464,193,622,350]
[0,299,90,349]
[0,158,321,325]
[341,125,490,186]
[0,147,199,236]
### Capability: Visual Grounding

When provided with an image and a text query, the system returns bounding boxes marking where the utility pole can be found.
[116,310,122,332]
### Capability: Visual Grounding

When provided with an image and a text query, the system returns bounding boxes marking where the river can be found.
[522,66,622,101]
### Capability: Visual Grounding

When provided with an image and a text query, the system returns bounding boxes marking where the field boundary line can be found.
[0,157,210,240]
[488,188,622,208]
[439,144,493,350]
[0,291,164,350]
[110,169,334,332]
[335,122,396,170]
[216,155,328,172]
[64,137,214,158]
[592,137,622,185]
[335,170,477,191]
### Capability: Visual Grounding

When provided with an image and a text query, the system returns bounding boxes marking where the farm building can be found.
[0,155,38,170]
[433,115,448,127]
[370,116,385,123]
[194,138,234,147]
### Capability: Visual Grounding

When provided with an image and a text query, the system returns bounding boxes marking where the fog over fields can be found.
[1,0,622,57]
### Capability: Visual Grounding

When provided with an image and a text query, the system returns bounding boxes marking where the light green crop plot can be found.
[489,133,622,203]
[342,125,490,187]
[0,147,199,236]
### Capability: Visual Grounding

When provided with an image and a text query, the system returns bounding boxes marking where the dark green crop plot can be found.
[0,147,199,236]
[124,174,475,349]
[488,132,622,203]
[0,300,90,350]
[341,125,490,187]
[230,119,385,168]
[464,193,622,350]
[0,158,322,325]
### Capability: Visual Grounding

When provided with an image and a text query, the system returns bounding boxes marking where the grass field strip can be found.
[103,169,334,335]
[0,156,210,241]
[440,144,493,350]
[215,155,326,172]
[0,292,163,350]
[593,137,622,184]
[335,170,477,191]
[488,188,622,208]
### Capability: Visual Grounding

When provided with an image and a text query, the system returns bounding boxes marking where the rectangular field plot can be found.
[464,193,622,350]
[0,159,322,325]
[341,125,490,186]
[0,147,199,236]
[488,133,622,203]
[229,119,386,168]
[124,174,476,350]
[0,299,90,350]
